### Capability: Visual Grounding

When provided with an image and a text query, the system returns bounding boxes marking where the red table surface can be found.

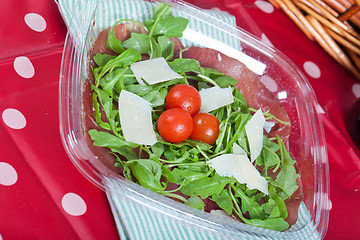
[0,0,359,239]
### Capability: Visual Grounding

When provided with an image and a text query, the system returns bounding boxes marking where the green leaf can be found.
[257,136,281,170]
[106,23,125,53]
[153,15,189,38]
[100,67,128,97]
[243,217,289,231]
[93,53,116,67]
[171,168,209,185]
[145,3,172,36]
[275,136,298,199]
[88,129,138,161]
[88,129,138,149]
[268,185,288,219]
[180,174,235,199]
[152,2,172,20]
[122,33,151,54]
[92,86,119,135]
[125,84,152,96]
[202,67,224,76]
[91,92,111,130]
[127,159,166,192]
[158,36,175,60]
[232,185,265,219]
[212,75,238,88]
[212,190,233,215]
[168,58,201,73]
[142,89,166,107]
[161,165,176,183]
[185,196,205,211]
[261,199,278,216]
[150,142,166,158]
[95,48,142,87]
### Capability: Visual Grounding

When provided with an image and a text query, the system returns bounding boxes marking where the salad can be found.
[83,2,303,231]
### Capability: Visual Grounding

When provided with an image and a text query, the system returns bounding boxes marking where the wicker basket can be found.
[268,0,360,80]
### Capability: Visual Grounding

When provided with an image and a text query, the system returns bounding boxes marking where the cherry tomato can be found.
[157,108,194,143]
[165,84,201,117]
[190,113,220,145]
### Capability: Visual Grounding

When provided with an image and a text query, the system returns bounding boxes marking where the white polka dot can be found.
[2,108,27,130]
[255,0,274,14]
[260,75,278,92]
[24,13,47,32]
[0,162,18,186]
[14,56,35,79]
[303,61,321,79]
[261,34,274,48]
[0,233,2,240]
[352,83,360,98]
[62,193,87,216]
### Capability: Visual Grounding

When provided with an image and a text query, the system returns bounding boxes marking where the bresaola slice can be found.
[182,47,291,141]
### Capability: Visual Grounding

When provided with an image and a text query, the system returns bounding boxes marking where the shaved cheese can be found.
[264,121,275,133]
[245,109,265,162]
[130,57,182,85]
[119,90,157,145]
[208,154,268,195]
[199,86,234,113]
[232,142,246,155]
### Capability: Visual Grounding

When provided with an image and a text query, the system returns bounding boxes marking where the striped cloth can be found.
[105,178,320,240]
[57,0,321,239]
[57,0,241,49]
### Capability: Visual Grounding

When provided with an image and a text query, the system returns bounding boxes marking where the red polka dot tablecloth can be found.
[0,0,359,239]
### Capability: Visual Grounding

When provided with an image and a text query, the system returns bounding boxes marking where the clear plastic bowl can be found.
[59,0,329,238]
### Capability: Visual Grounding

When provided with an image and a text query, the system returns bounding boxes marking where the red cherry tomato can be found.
[165,84,201,117]
[190,113,220,145]
[157,108,194,143]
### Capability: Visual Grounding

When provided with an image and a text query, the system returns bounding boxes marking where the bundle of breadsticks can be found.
[268,0,360,80]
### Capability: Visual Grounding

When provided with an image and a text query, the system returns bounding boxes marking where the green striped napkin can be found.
[57,0,321,239]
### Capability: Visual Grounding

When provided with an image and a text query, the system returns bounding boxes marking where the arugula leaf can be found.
[158,36,175,60]
[212,75,238,88]
[122,33,151,54]
[152,14,189,38]
[171,168,209,185]
[145,3,172,37]
[126,159,166,192]
[106,22,125,53]
[212,190,233,215]
[180,174,235,199]
[91,86,119,135]
[88,129,138,161]
[232,184,265,220]
[88,129,137,149]
[268,185,288,219]
[185,196,205,211]
[100,67,128,98]
[161,165,176,183]
[125,84,152,96]
[256,136,281,171]
[93,53,117,67]
[168,58,201,73]
[242,217,289,231]
[94,48,142,87]
[91,92,111,130]
[275,136,298,199]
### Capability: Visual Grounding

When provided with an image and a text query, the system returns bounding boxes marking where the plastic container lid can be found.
[59,0,330,238]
